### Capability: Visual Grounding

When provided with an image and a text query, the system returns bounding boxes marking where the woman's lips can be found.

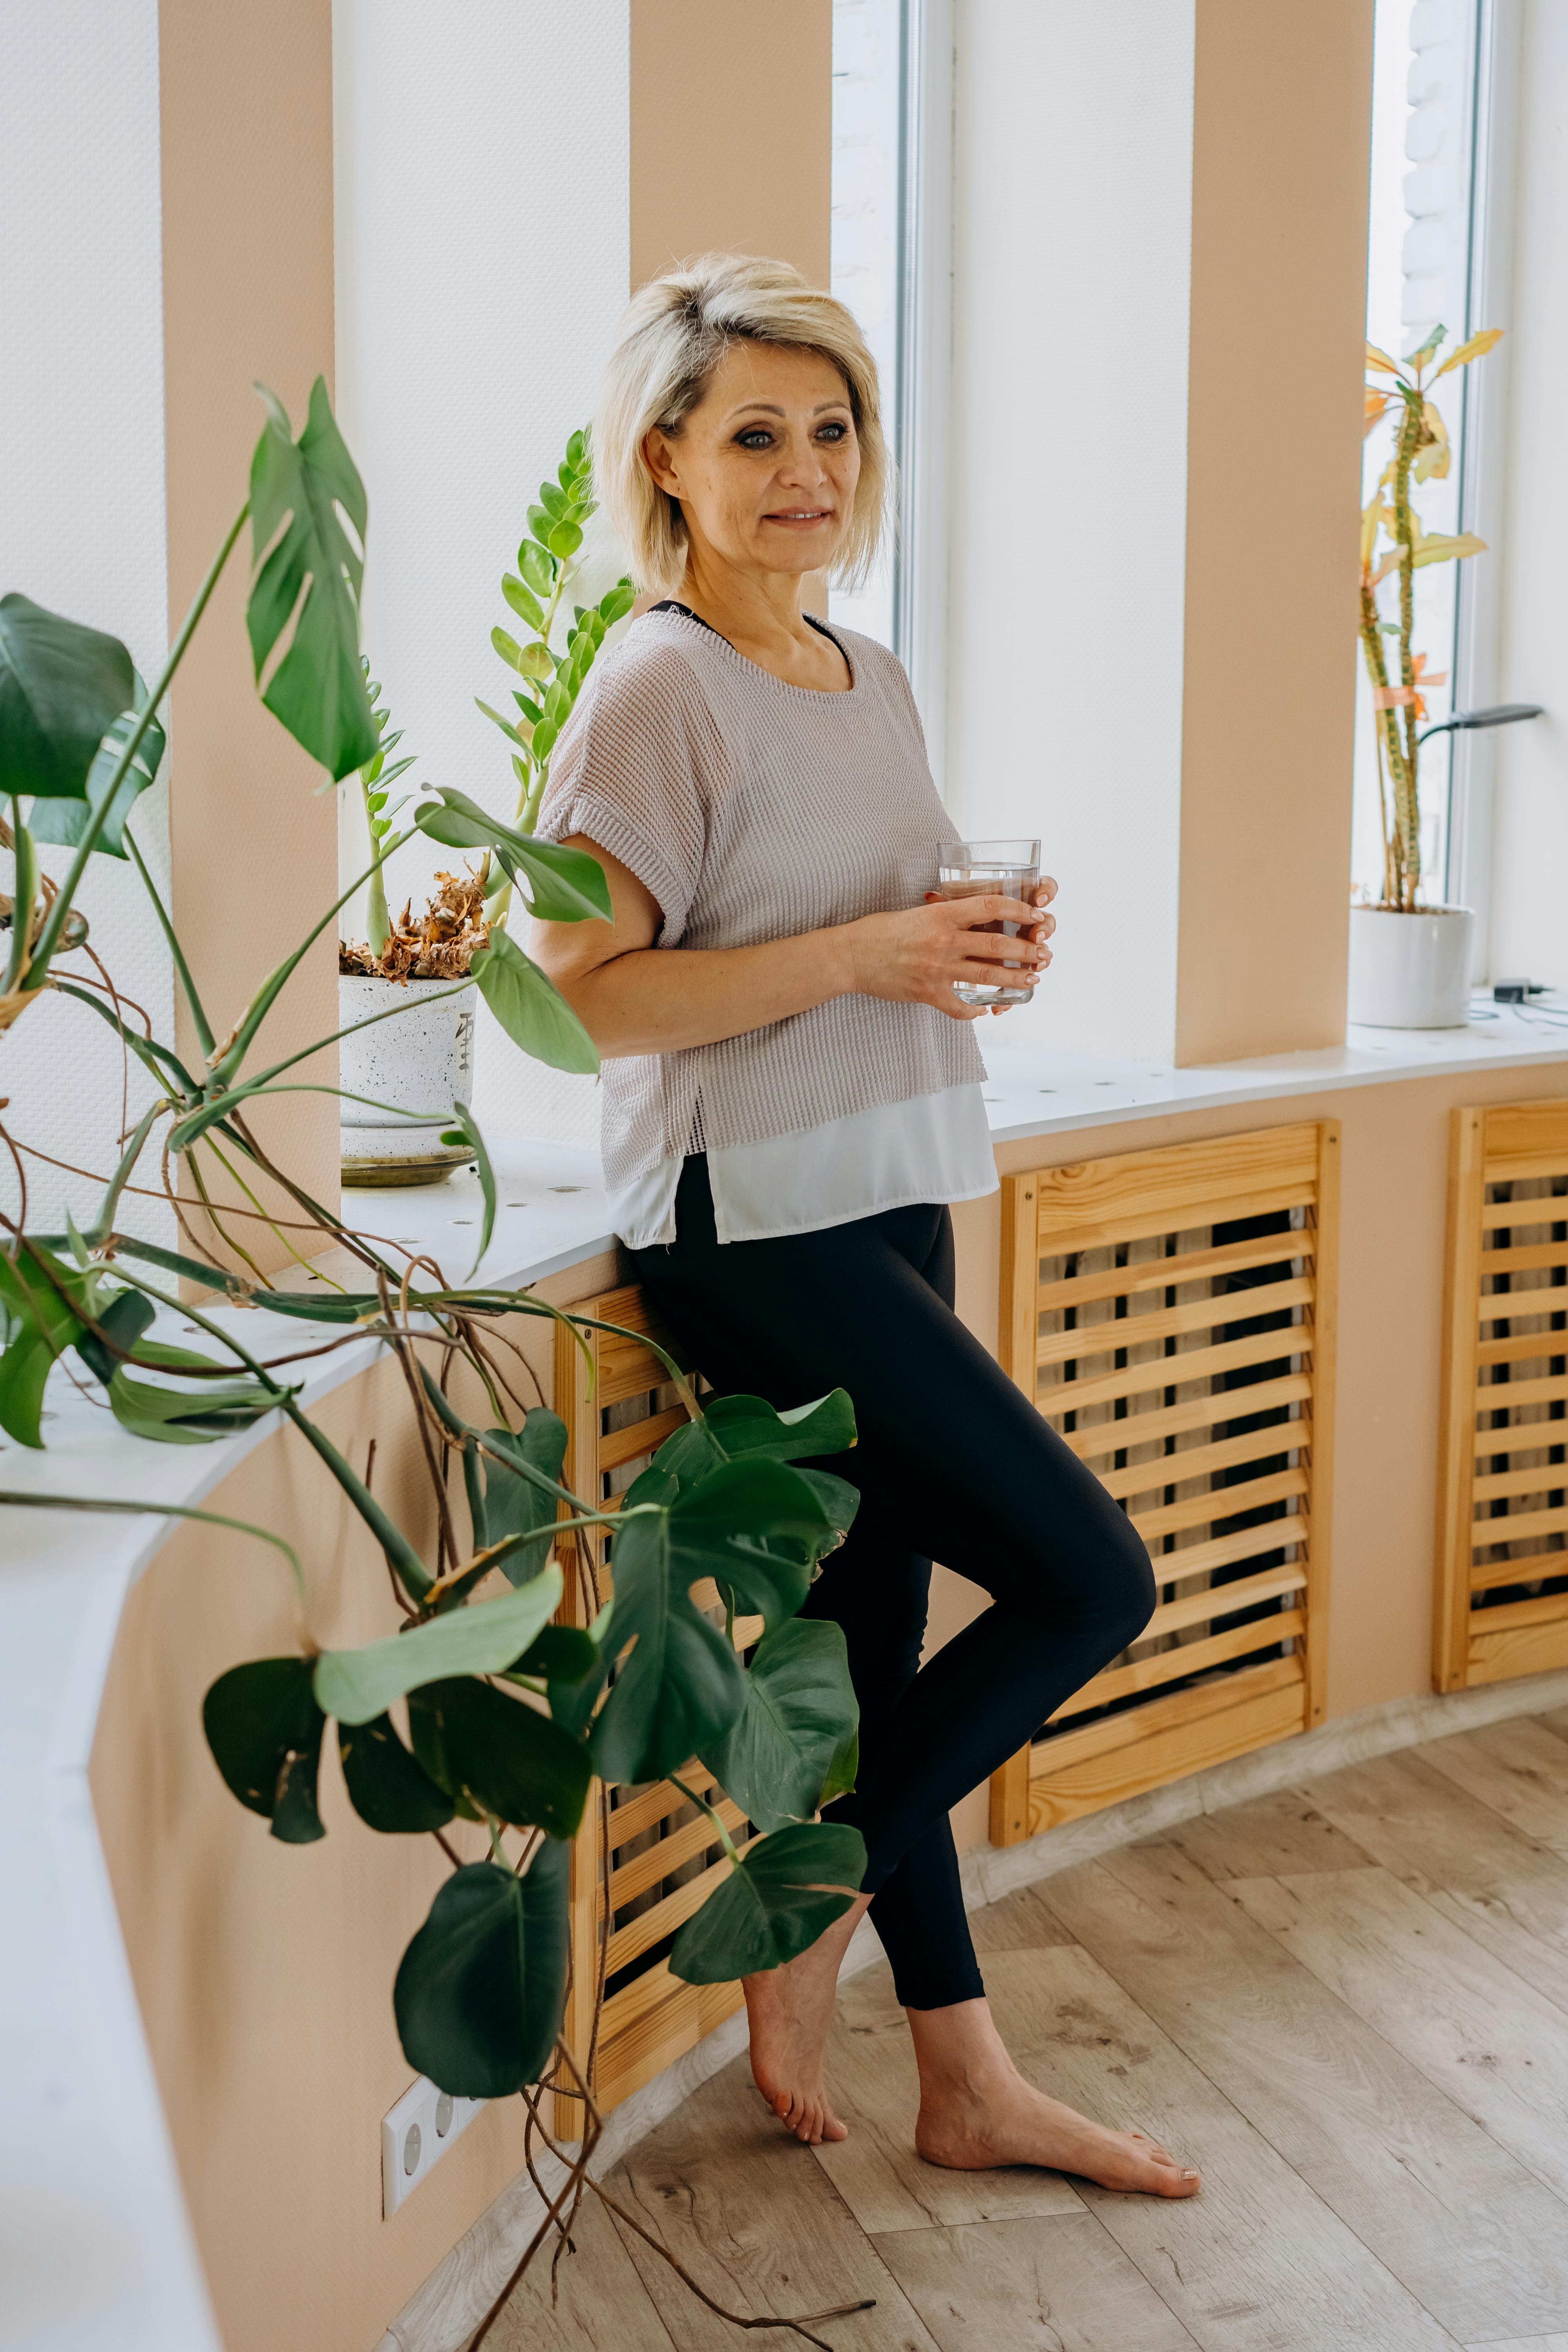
[764,508,833,525]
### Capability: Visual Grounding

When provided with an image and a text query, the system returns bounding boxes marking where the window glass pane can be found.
[831,0,903,650]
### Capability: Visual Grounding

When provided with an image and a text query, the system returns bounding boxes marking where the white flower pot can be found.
[339,975,477,1187]
[1347,904,1475,1029]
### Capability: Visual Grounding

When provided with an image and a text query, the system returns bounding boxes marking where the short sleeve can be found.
[535,639,725,945]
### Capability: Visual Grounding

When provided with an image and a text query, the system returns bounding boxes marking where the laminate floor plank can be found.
[608,2054,942,2352]
[483,2186,677,2351]
[1303,1751,1568,2011]
[1464,2336,1568,2351]
[813,1964,1086,2234]
[1162,1786,1378,1883]
[871,2212,1201,2352]
[967,1882,1079,1955]
[1419,1717,1568,1853]
[980,1944,1459,2351]
[1038,1838,1568,2341]
[1231,1865,1568,2209]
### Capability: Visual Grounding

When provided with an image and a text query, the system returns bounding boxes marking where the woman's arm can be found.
[530,835,1056,1058]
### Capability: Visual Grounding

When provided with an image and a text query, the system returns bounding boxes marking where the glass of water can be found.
[935,838,1042,1007]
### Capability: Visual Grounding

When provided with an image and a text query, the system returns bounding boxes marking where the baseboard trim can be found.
[383,1662,1568,2352]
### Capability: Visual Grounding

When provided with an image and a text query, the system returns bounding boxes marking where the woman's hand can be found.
[842,879,1057,1021]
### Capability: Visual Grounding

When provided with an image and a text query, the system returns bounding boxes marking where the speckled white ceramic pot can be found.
[339,976,476,1186]
[1347,904,1474,1029]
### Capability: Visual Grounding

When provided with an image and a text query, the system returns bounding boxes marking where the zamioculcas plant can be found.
[0,377,868,2346]
[1359,325,1501,911]
[473,425,635,928]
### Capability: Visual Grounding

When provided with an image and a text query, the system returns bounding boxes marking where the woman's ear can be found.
[642,425,681,497]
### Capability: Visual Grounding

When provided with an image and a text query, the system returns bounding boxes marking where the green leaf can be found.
[699,1619,859,1833]
[29,688,166,858]
[588,1475,748,1784]
[203,1658,327,1844]
[492,626,554,681]
[518,540,554,595]
[338,1713,454,1833]
[481,1412,568,1586]
[443,1102,494,1272]
[538,481,568,521]
[547,520,584,561]
[663,1457,834,1631]
[245,377,379,780]
[0,594,136,801]
[599,581,636,624]
[501,573,546,631]
[405,1675,589,1838]
[652,1391,857,1493]
[471,929,599,1076]
[105,1364,279,1445]
[506,1623,598,1687]
[313,1565,564,1725]
[0,1250,86,1446]
[73,1285,154,1387]
[668,1821,866,1984]
[394,1847,569,2097]
[526,505,554,547]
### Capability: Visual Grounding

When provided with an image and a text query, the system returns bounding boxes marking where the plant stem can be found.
[0,1489,308,1609]
[3,800,37,994]
[26,498,250,984]
[360,777,391,957]
[670,1771,741,1865]
[123,826,218,1059]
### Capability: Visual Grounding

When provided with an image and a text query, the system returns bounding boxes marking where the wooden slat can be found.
[1141,1559,1307,1642]
[1145,1514,1308,1594]
[593,1969,745,2116]
[607,1769,724,1851]
[1033,1227,1313,1316]
[1050,1606,1305,1722]
[1038,1321,1307,1421]
[609,1796,748,1910]
[1468,1614,1568,1686]
[1470,1546,1568,1595]
[998,1172,1039,1392]
[1472,1459,1568,1501]
[599,1403,686,1471]
[1481,1100,1568,1163]
[1466,1589,1568,1636]
[604,1843,758,1980]
[1130,1462,1307,1544]
[1477,1327,1568,1369]
[1031,1123,1319,1257]
[1302,1131,1340,1726]
[1479,1237,1568,1276]
[1470,1500,1568,1554]
[1025,1660,1306,1836]
[1481,1193,1568,1231]
[1034,1274,1314,1370]
[1471,1371,1568,1415]
[1059,1370,1312,1463]
[1096,1416,1311,1503]
[1036,1177,1317,1264]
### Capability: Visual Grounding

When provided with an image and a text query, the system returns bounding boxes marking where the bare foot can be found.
[917,2065,1200,2198]
[743,1894,869,2146]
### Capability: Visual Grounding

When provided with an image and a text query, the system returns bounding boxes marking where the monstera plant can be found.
[0,379,864,2339]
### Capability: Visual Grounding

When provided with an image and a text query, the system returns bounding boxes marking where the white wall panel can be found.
[0,0,173,1240]
[947,0,1194,1063]
[334,0,631,1148]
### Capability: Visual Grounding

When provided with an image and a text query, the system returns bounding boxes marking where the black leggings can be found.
[629,1156,1156,2011]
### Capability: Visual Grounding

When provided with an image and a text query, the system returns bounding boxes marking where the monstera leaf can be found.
[338,1714,454,1835]
[479,1411,569,1586]
[668,1821,867,1984]
[203,1657,326,1844]
[700,1618,859,1833]
[469,927,599,1076]
[415,788,610,922]
[246,377,379,779]
[588,1459,837,1785]
[394,1846,570,2097]
[650,1390,857,1494]
[406,1676,590,1840]
[312,1569,564,1725]
[29,680,166,857]
[0,593,135,800]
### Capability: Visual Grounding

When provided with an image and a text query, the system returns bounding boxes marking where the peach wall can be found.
[1173,0,1375,1064]
[629,0,832,290]
[159,0,342,1265]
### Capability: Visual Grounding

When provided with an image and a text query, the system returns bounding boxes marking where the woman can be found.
[534,254,1198,2199]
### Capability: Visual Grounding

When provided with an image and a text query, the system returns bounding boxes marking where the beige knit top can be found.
[535,607,984,1195]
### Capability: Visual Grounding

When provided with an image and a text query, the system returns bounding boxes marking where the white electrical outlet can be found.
[381,2075,486,2216]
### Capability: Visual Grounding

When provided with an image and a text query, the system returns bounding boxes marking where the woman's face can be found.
[642,340,860,584]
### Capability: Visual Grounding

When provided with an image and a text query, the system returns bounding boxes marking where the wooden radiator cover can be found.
[1436,1100,1568,1692]
[551,1286,762,2136]
[989,1121,1340,1847]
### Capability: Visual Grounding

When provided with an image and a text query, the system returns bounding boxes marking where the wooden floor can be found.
[490,1710,1568,2352]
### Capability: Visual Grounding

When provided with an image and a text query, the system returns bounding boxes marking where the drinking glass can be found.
[935,838,1042,1007]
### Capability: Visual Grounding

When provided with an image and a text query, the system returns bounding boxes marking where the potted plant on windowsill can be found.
[339,862,489,1187]
[1350,324,1500,1027]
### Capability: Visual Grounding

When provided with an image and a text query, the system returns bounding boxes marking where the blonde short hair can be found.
[594,253,889,596]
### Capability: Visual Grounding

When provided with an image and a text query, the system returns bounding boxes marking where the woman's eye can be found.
[817,421,849,442]
[736,428,773,450]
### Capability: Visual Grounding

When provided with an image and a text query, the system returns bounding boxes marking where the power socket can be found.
[381,2075,486,2216]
